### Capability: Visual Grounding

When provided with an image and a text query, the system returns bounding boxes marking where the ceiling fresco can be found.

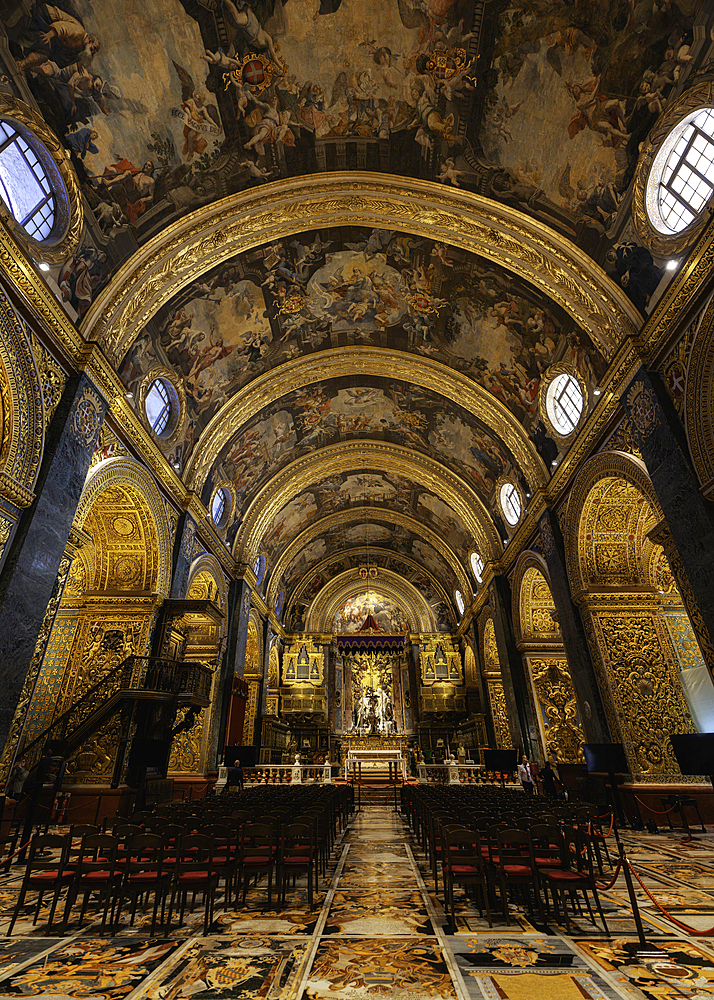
[257,468,467,577]
[117,226,606,470]
[201,376,526,522]
[2,0,710,627]
[333,591,409,634]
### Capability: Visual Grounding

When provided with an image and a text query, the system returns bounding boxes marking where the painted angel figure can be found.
[172,61,221,162]
[244,93,300,156]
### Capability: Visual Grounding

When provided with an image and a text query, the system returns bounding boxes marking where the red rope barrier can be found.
[594,856,622,891]
[633,796,680,816]
[627,859,714,936]
[1,840,31,864]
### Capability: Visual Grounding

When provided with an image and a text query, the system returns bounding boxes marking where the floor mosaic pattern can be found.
[2,801,714,997]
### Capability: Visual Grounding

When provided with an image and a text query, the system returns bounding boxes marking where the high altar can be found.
[343,736,408,780]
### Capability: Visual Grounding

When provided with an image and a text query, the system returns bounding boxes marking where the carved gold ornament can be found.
[81,174,638,366]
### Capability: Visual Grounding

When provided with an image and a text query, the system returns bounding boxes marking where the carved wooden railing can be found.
[20,655,212,777]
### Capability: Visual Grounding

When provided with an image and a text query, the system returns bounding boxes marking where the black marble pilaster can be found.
[260,618,272,718]
[468,625,495,746]
[211,578,252,764]
[0,373,106,757]
[539,508,611,743]
[622,368,714,653]
[489,575,540,760]
[169,514,197,599]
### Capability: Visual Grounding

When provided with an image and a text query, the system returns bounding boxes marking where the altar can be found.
[344,736,407,781]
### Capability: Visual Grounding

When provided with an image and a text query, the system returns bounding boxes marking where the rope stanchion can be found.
[627,859,714,936]
[634,796,680,816]
[594,856,622,891]
[589,812,614,839]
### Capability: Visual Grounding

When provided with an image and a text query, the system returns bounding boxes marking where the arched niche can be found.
[23,458,173,784]
[478,613,512,751]
[567,456,699,780]
[511,553,585,764]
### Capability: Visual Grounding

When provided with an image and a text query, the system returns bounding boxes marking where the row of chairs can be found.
[403,786,611,932]
[7,814,326,937]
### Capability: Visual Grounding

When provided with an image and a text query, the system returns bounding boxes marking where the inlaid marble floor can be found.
[1,806,714,998]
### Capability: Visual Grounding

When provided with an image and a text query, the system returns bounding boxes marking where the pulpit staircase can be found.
[17,654,213,789]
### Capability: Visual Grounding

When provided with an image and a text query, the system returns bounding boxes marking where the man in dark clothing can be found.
[540,759,560,798]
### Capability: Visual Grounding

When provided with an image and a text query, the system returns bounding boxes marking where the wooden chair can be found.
[494,828,545,925]
[277,822,317,910]
[237,822,277,909]
[540,826,609,933]
[64,833,122,933]
[166,834,218,935]
[7,833,74,935]
[442,827,491,930]
[114,833,171,934]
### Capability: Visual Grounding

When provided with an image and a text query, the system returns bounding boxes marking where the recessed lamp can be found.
[38,261,50,272]
[526,492,531,499]
[666,259,679,271]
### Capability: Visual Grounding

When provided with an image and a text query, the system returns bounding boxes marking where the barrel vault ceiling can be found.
[3,0,707,627]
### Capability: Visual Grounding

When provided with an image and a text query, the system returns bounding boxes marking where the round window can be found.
[545,372,584,436]
[647,107,714,235]
[470,551,484,584]
[455,590,465,616]
[0,119,59,242]
[275,590,285,617]
[500,482,522,526]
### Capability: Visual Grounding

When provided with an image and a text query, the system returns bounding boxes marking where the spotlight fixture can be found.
[124,391,133,399]
[38,261,50,272]
[666,259,679,271]
[593,386,601,396]
[551,459,558,467]
[525,492,531,499]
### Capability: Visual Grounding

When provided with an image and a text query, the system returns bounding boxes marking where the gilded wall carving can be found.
[30,336,65,429]
[420,635,462,686]
[0,283,45,508]
[528,658,585,763]
[169,708,205,773]
[487,680,512,750]
[590,607,694,779]
[243,680,260,746]
[0,555,72,785]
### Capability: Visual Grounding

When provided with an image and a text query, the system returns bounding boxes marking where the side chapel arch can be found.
[566,452,698,780]
[512,552,585,764]
[478,610,512,751]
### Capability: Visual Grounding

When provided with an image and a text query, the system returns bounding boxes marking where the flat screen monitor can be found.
[483,749,517,772]
[582,742,628,774]
[670,733,714,775]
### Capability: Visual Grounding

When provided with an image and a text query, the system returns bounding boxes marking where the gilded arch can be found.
[237,440,500,568]
[265,506,471,609]
[0,283,45,511]
[74,458,172,597]
[81,174,639,365]
[683,293,714,492]
[306,568,436,634]
[511,551,558,647]
[186,349,548,496]
[564,451,663,598]
[478,608,512,751]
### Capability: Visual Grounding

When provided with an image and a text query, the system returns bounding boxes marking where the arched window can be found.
[470,551,484,584]
[500,482,522,526]
[254,553,266,586]
[455,590,465,616]
[0,120,56,241]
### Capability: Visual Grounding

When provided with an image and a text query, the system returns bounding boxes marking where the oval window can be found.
[455,590,465,616]
[211,487,230,528]
[500,482,522,526]
[648,107,714,235]
[0,119,60,241]
[144,377,180,440]
[254,553,266,586]
[470,551,484,584]
[545,372,584,436]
